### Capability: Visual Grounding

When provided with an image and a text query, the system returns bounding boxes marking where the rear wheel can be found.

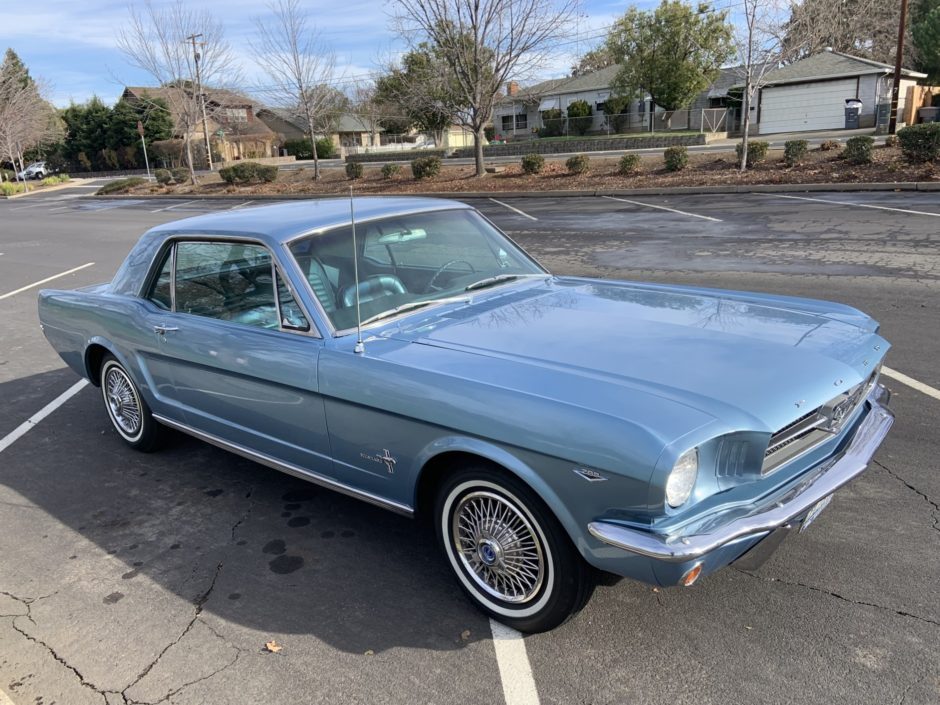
[435,465,593,633]
[100,355,162,452]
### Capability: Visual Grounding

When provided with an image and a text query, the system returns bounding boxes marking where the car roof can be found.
[147,196,473,246]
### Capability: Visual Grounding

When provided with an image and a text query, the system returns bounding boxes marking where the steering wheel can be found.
[424,259,476,293]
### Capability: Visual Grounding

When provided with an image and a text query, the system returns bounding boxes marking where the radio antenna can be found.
[349,187,364,354]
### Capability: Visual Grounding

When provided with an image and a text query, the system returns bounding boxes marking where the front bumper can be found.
[588,384,893,565]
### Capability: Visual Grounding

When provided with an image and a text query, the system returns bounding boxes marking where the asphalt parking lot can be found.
[1,184,938,705]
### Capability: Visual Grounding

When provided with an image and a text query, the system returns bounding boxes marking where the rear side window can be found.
[148,249,173,310]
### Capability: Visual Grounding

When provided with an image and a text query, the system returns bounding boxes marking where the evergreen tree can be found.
[2,48,32,89]
[912,0,940,83]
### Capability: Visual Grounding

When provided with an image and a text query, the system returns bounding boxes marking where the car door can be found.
[145,238,332,475]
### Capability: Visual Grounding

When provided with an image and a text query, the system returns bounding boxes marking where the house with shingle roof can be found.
[121,86,278,163]
[736,50,926,133]
[494,64,743,136]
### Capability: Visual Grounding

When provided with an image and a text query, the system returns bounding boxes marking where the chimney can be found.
[507,81,519,97]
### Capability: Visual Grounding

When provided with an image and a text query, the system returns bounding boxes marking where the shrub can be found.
[58,174,70,182]
[316,138,336,159]
[521,153,545,175]
[844,135,875,165]
[41,176,59,187]
[897,123,940,162]
[285,137,335,159]
[218,161,278,184]
[171,167,191,183]
[381,163,401,179]
[96,177,146,195]
[484,126,496,141]
[411,155,442,179]
[155,168,172,185]
[566,99,593,136]
[0,168,14,182]
[283,138,313,159]
[735,140,770,166]
[538,108,564,137]
[618,153,641,175]
[783,140,809,167]
[819,139,842,151]
[565,154,590,175]
[345,161,363,179]
[0,181,25,196]
[884,134,899,148]
[663,145,688,172]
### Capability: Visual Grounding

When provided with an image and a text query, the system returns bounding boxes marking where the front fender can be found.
[413,435,587,562]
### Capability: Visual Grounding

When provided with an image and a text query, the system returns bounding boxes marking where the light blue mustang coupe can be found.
[39,197,894,632]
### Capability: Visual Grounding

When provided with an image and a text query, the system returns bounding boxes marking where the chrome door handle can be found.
[154,324,179,334]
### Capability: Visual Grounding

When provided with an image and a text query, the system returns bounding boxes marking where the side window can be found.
[174,242,279,329]
[148,248,173,310]
[276,269,310,331]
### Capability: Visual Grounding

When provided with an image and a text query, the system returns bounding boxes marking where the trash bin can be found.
[844,99,863,129]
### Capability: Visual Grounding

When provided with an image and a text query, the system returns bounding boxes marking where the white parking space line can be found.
[882,367,940,402]
[489,198,538,221]
[490,619,540,705]
[602,195,722,222]
[151,199,196,213]
[0,262,95,301]
[771,194,940,217]
[229,201,254,210]
[47,206,71,213]
[0,379,88,454]
[10,201,54,211]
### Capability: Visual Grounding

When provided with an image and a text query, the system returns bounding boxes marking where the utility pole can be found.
[888,0,910,134]
[186,32,214,170]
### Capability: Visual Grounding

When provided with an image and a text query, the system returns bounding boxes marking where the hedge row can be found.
[346,149,446,163]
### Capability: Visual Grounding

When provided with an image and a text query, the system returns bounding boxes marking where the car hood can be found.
[390,277,888,433]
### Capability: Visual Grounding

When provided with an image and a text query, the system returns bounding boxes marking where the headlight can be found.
[666,448,698,507]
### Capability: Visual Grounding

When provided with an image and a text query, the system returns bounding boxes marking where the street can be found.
[0,185,938,705]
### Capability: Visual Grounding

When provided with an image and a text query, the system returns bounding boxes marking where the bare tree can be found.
[0,61,60,190]
[252,0,340,179]
[733,0,788,171]
[118,0,241,182]
[394,0,578,176]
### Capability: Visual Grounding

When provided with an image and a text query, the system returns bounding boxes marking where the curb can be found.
[2,178,92,199]
[92,181,940,202]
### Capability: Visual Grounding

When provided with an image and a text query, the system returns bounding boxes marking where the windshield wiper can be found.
[359,296,473,327]
[464,273,548,292]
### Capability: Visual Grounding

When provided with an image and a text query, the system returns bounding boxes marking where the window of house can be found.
[219,107,248,123]
[501,114,514,131]
[514,113,528,130]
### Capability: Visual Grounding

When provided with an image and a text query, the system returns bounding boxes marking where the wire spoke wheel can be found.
[451,490,545,604]
[104,365,142,437]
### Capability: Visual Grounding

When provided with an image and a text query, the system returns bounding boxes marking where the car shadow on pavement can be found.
[0,370,490,655]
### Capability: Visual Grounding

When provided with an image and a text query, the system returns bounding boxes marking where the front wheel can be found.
[435,466,593,633]
[100,355,162,452]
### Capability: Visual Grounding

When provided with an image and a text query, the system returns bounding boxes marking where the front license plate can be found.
[800,495,833,533]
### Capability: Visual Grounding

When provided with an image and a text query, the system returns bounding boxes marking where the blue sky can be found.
[1,0,636,108]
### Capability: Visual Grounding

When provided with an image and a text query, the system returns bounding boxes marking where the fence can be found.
[534,107,730,137]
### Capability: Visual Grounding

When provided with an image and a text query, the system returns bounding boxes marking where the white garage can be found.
[746,50,927,135]
[759,78,858,133]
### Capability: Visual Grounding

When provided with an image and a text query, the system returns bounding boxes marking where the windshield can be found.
[288,208,546,331]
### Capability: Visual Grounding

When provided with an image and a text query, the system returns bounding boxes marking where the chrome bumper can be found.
[588,384,894,563]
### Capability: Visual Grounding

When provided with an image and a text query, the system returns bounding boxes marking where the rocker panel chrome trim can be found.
[152,414,414,516]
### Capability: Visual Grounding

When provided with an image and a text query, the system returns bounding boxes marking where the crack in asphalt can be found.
[3,589,108,703]
[874,459,940,534]
[733,568,940,627]
[119,560,224,702]
[229,484,255,542]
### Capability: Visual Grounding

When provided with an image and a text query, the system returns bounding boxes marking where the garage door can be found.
[759,78,858,133]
